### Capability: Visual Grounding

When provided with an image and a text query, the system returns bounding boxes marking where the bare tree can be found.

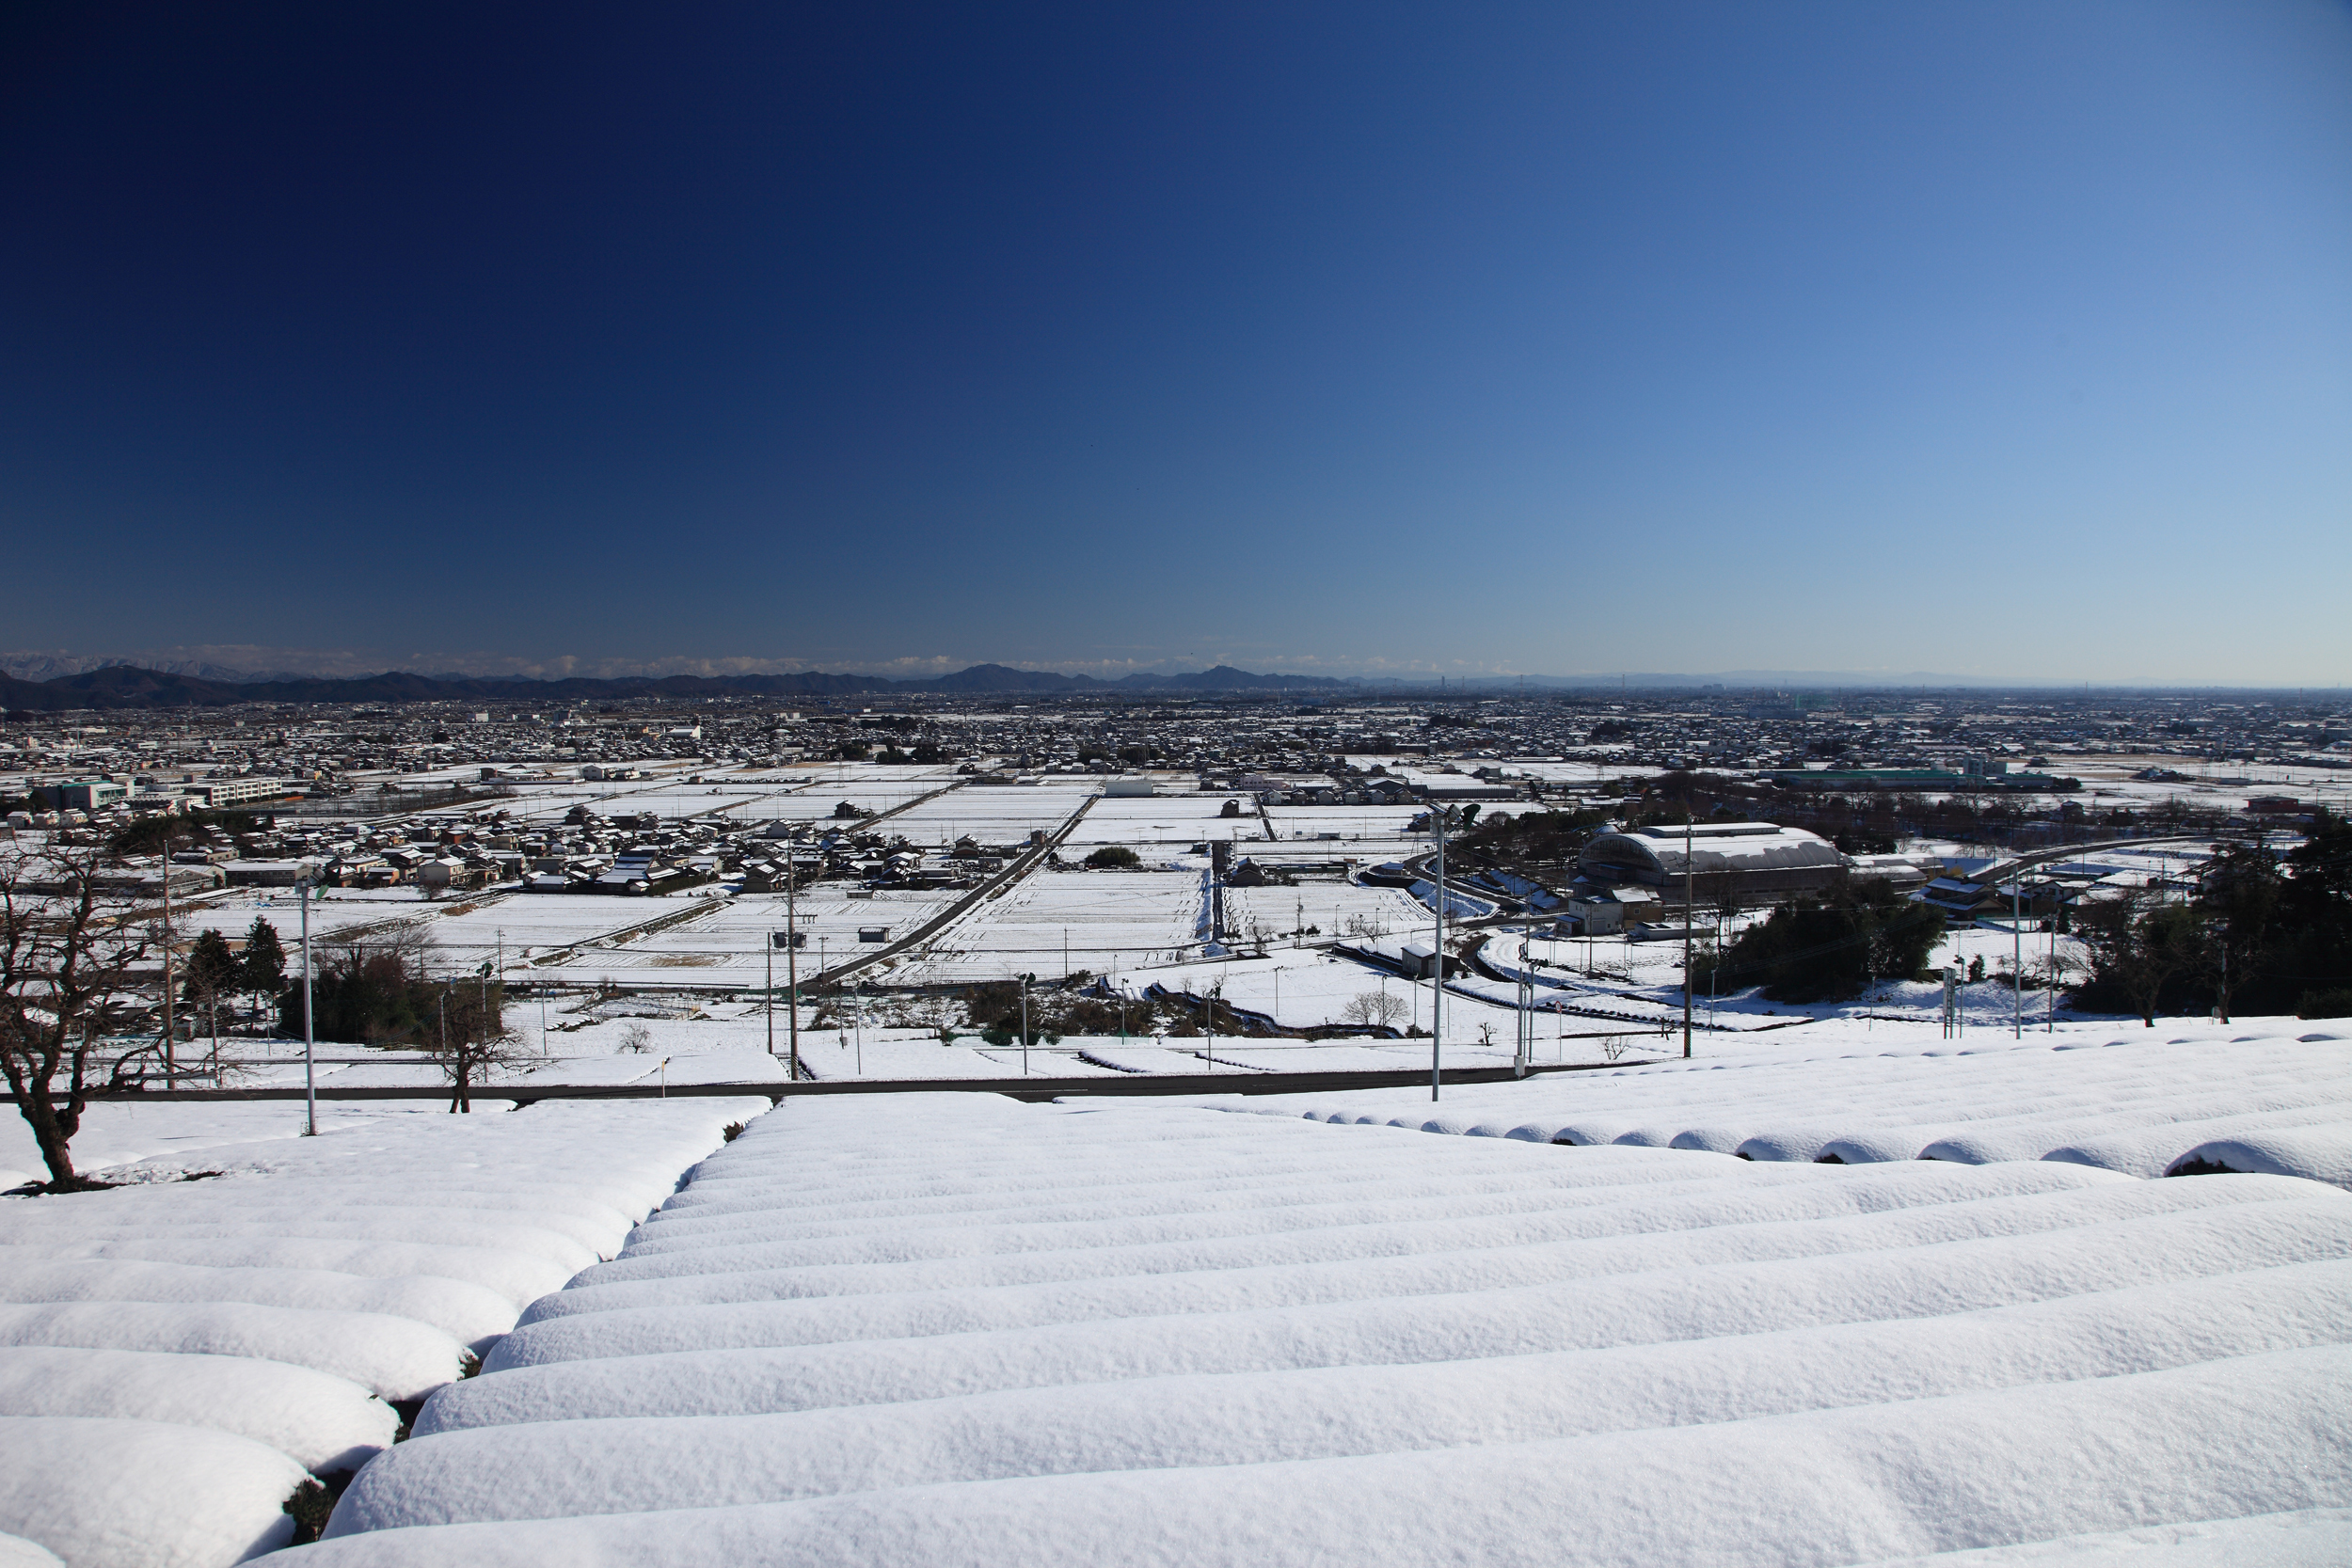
[1340,990,1407,1031]
[1701,869,1741,942]
[430,968,524,1113]
[0,846,156,1188]
[2076,885,2202,1027]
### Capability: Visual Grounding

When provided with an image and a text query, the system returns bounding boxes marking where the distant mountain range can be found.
[0,658,2307,710]
[0,662,1368,710]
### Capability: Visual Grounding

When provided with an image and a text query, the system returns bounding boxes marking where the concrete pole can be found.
[2013,875,2024,1038]
[300,875,316,1137]
[787,864,800,1080]
[1682,814,1693,1058]
[1431,804,1445,1102]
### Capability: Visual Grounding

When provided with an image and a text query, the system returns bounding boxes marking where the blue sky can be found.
[3,2,2347,684]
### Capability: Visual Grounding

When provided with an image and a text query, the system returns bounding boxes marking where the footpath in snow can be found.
[0,1098,762,1568]
[299,1088,2352,1565]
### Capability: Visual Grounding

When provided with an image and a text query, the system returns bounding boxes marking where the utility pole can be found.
[786,862,800,1081]
[158,826,176,1083]
[2013,871,2024,1038]
[2047,911,2057,1033]
[1515,927,1534,1078]
[300,871,317,1136]
[1431,802,1445,1101]
[1018,973,1034,1076]
[1682,813,1693,1058]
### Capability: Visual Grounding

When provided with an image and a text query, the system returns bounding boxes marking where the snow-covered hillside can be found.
[297,1089,2352,1565]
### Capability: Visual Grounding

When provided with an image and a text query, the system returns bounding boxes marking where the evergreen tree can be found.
[239,917,287,1003]
[1699,878,1944,1004]
[182,928,240,1046]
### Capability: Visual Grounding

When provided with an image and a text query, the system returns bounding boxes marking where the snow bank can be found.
[308,1092,2352,1562]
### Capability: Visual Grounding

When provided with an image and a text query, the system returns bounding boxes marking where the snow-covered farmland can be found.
[889,870,1208,984]
[298,1090,2352,1565]
[0,1099,759,1567]
[1064,792,1240,862]
[1225,880,1429,946]
[560,886,961,985]
[714,768,955,826]
[881,784,1091,847]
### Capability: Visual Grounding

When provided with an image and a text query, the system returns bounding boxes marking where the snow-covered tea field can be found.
[0,1100,760,1565]
[1201,1017,2352,1184]
[289,1086,2352,1564]
[3,1016,2350,1564]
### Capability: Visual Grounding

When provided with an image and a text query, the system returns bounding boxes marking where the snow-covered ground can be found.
[0,1098,760,1567]
[882,784,1090,847]
[1192,1017,2352,1184]
[295,1089,2352,1564]
[887,869,1209,985]
[559,885,961,984]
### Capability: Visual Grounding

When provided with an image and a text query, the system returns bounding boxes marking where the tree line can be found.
[2074,810,2352,1024]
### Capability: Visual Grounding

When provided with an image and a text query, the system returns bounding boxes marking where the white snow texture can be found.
[0,1098,758,1568]
[298,1085,2352,1565]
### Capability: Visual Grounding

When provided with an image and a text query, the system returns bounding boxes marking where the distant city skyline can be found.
[4,3,2347,686]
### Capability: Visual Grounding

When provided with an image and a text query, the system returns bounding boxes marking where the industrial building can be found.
[1577,821,1845,905]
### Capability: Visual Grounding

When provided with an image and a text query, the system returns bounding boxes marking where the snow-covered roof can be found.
[1581,822,1840,885]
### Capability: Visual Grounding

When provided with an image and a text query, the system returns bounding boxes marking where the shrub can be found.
[1085,846,1141,869]
[2299,988,2352,1021]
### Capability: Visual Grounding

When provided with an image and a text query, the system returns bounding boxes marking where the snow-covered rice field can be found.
[297,1090,2352,1564]
[1064,793,1238,861]
[563,887,961,984]
[882,785,1090,847]
[889,871,1209,985]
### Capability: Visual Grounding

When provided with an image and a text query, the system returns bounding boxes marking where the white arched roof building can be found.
[1578,821,1844,902]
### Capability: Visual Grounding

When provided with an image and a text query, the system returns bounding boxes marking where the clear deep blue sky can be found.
[4,2,2347,685]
